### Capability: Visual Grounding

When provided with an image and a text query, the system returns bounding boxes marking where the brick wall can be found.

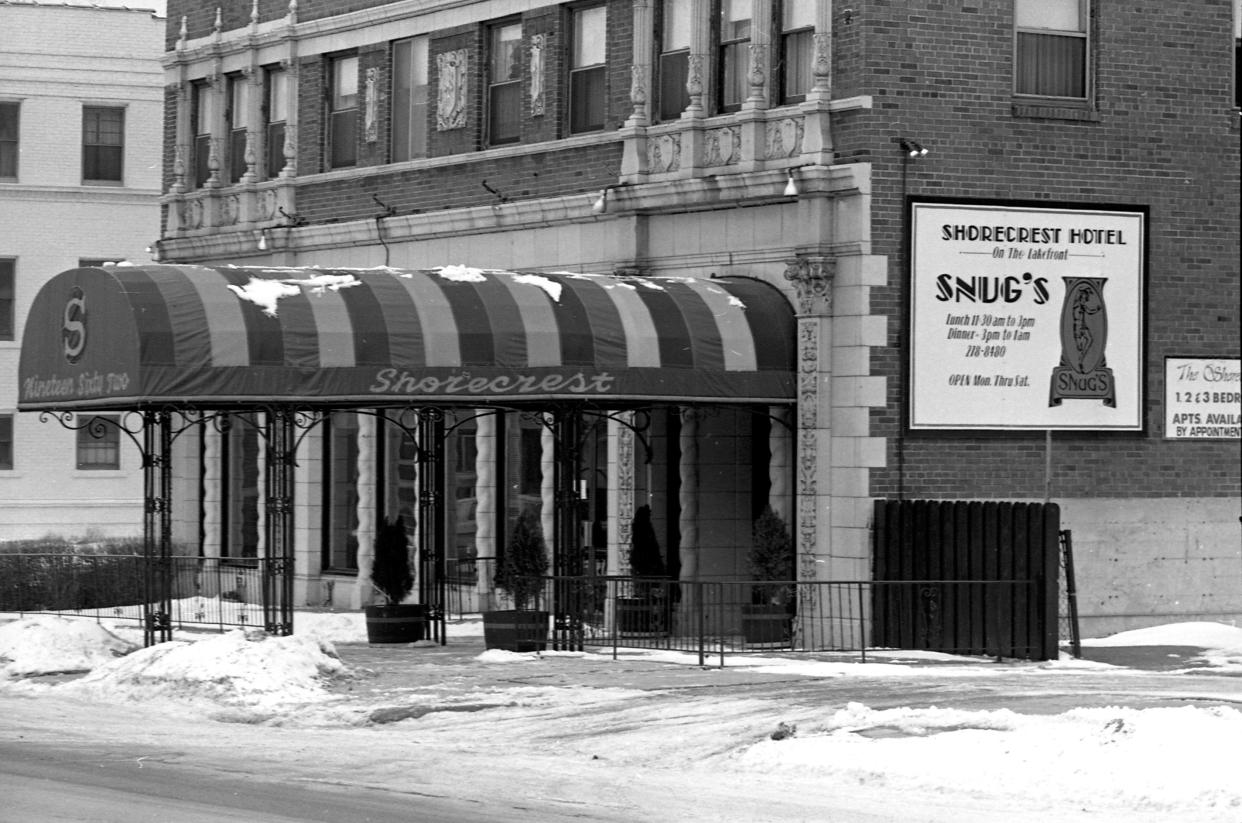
[843,0,1241,500]
[294,142,622,224]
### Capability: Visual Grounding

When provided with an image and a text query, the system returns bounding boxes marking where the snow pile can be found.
[55,629,345,710]
[1082,621,1242,671]
[0,615,137,677]
[735,701,1242,812]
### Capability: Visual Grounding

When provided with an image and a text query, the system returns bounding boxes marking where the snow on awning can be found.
[17,264,796,410]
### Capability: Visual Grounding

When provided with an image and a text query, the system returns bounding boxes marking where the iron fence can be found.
[508,575,1044,663]
[0,553,273,632]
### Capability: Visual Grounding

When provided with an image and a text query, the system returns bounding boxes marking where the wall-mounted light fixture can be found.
[900,138,929,159]
[256,229,269,251]
[783,170,800,196]
[591,188,608,214]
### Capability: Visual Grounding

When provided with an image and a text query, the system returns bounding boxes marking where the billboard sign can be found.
[909,201,1145,430]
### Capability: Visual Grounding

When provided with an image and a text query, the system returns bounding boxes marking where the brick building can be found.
[0,1,164,538]
[17,0,1239,639]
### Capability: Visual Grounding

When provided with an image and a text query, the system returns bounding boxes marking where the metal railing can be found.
[507,576,1045,663]
[0,553,275,632]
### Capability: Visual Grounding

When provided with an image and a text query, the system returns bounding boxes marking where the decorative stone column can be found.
[620,0,654,177]
[783,256,835,638]
[800,1,834,164]
[612,413,637,576]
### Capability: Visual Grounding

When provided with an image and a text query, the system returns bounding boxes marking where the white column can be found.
[475,411,496,599]
[627,0,654,127]
[201,425,222,559]
[540,415,555,553]
[685,0,711,118]
[355,413,376,608]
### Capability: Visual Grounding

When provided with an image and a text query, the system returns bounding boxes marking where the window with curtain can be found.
[780,0,815,103]
[658,0,691,121]
[0,258,13,341]
[76,415,121,470]
[322,412,360,571]
[226,75,248,183]
[0,415,11,471]
[570,5,607,133]
[1014,0,1087,99]
[263,66,287,179]
[82,106,124,183]
[489,21,523,145]
[392,36,429,161]
[192,82,212,188]
[0,102,17,179]
[718,0,752,112]
[329,54,359,168]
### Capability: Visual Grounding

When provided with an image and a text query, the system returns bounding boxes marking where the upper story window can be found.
[488,21,523,146]
[192,81,212,188]
[329,54,359,169]
[1234,0,1241,108]
[76,415,121,470]
[263,66,287,179]
[0,258,13,341]
[718,0,752,112]
[569,5,607,134]
[1015,0,1088,99]
[780,0,815,104]
[226,74,248,183]
[392,37,429,161]
[82,106,124,184]
[658,0,691,122]
[0,102,17,179]
[0,414,12,471]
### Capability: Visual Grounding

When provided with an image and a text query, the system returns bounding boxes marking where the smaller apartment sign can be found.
[910,201,1145,430]
[1164,358,1241,440]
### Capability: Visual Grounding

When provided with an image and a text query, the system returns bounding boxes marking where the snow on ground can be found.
[2,611,1241,821]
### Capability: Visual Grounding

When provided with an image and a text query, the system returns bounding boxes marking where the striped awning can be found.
[18,264,796,410]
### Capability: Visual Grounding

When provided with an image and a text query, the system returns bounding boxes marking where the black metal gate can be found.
[872,499,1061,660]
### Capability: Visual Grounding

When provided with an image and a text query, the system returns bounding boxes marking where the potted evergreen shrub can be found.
[364,516,427,643]
[617,505,668,634]
[741,506,795,647]
[483,507,550,651]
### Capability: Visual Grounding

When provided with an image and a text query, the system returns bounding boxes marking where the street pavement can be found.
[329,634,1242,717]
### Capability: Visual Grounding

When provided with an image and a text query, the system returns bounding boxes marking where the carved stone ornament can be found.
[648,132,681,173]
[630,64,648,107]
[530,34,546,116]
[784,257,835,315]
[436,49,468,131]
[703,126,740,167]
[364,66,379,142]
[764,117,804,159]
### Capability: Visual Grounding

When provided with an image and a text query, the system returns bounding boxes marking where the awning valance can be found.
[18,264,796,410]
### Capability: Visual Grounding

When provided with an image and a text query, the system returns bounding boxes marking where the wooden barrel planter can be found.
[364,603,428,644]
[482,609,549,652]
[741,604,793,647]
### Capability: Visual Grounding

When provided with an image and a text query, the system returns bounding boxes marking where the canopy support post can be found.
[142,410,174,647]
[262,409,297,636]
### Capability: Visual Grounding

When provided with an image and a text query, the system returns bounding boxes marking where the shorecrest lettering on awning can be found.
[18,264,796,410]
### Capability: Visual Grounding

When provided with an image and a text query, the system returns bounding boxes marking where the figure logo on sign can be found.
[63,286,87,365]
[1049,277,1115,407]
